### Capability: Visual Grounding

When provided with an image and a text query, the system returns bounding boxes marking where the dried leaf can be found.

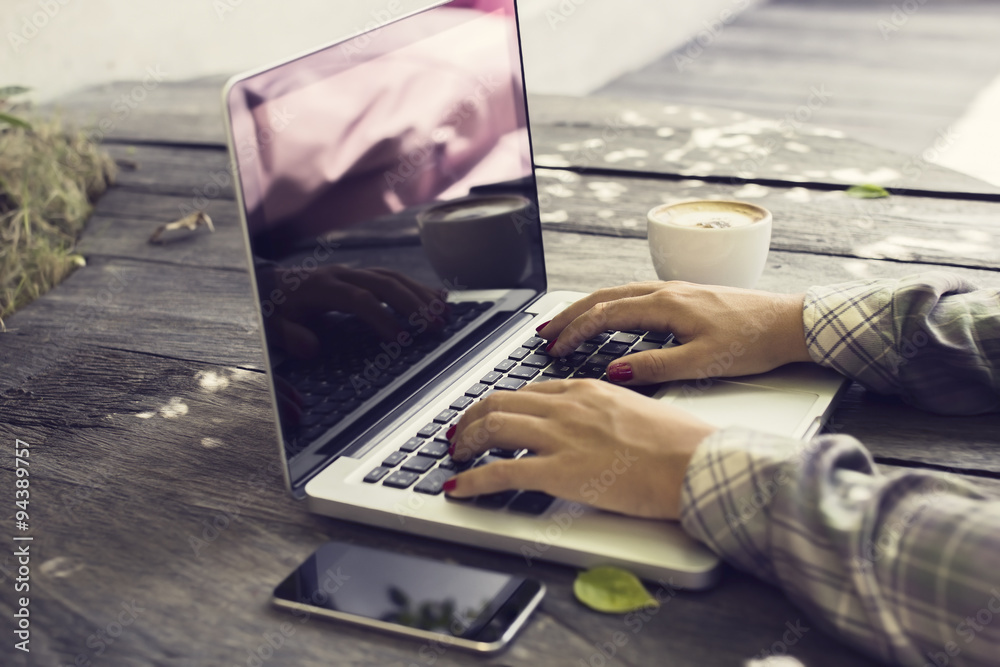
[149,211,215,244]
[846,184,890,199]
[573,566,658,614]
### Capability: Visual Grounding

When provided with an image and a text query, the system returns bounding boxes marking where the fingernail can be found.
[442,478,457,493]
[535,320,551,332]
[608,362,633,382]
[446,425,456,440]
[545,339,557,354]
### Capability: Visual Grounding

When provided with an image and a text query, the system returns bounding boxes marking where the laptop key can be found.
[488,447,521,459]
[575,342,598,355]
[450,395,474,411]
[600,342,631,357]
[382,451,408,467]
[611,332,640,345]
[494,358,517,373]
[643,331,673,344]
[401,455,437,473]
[508,347,531,361]
[496,377,526,391]
[509,365,539,380]
[574,365,605,379]
[434,409,458,424]
[585,332,611,345]
[363,466,392,484]
[508,491,556,515]
[414,469,453,495]
[480,371,503,385]
[383,470,419,489]
[439,456,473,472]
[521,353,551,368]
[475,490,518,509]
[631,340,662,352]
[420,441,449,459]
[399,437,424,453]
[522,336,545,349]
[465,383,489,397]
[543,363,574,378]
[417,422,442,438]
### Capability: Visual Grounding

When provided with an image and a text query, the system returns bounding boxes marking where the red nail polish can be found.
[442,478,457,492]
[608,363,633,382]
[545,339,557,353]
[448,442,455,456]
[446,425,456,440]
[535,320,551,332]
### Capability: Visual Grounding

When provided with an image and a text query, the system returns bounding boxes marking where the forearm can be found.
[681,427,1000,667]
[803,271,1000,414]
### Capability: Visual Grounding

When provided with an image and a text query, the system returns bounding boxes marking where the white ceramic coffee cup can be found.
[647,200,772,288]
[417,194,533,289]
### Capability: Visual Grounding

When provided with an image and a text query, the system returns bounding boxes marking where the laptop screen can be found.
[225,0,544,491]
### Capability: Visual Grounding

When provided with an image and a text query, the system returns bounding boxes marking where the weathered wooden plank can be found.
[598,1,1000,161]
[533,169,1000,269]
[78,168,1000,280]
[77,188,248,271]
[105,143,235,200]
[47,76,231,146]
[2,258,264,369]
[527,95,1000,197]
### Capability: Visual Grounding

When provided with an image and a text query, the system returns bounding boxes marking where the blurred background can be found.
[2,0,999,184]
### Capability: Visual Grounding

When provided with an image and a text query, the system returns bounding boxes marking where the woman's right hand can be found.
[537,281,813,386]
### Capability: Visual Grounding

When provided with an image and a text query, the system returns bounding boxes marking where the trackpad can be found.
[664,381,819,437]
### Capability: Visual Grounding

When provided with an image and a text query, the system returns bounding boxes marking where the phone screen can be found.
[273,541,544,647]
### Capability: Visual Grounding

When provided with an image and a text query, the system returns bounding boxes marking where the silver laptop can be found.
[222,0,847,589]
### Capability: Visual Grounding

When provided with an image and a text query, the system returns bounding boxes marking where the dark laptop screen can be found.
[225,0,544,489]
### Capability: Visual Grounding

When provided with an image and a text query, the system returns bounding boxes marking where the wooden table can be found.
[3,86,1000,667]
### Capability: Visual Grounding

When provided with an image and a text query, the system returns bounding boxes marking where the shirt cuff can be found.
[802,279,893,384]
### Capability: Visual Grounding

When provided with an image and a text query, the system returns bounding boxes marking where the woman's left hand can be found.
[445,380,717,520]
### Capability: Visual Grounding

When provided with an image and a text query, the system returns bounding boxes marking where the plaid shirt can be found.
[681,272,1000,666]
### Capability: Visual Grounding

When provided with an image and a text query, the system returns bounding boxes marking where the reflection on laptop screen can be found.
[225,0,544,489]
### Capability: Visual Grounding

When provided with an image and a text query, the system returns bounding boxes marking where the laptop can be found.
[222,0,848,589]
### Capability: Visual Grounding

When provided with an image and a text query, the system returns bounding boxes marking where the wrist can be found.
[772,292,810,366]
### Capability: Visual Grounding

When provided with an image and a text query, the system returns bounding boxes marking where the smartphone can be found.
[272,541,545,654]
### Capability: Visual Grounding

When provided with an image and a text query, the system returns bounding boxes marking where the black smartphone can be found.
[272,541,545,654]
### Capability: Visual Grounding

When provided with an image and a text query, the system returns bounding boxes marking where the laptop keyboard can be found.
[364,327,676,514]
[279,301,495,453]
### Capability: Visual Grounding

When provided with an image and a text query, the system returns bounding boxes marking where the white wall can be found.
[1,0,757,102]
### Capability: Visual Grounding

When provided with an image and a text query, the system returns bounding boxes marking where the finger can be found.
[444,456,551,498]
[536,283,660,339]
[457,385,564,434]
[548,291,676,357]
[450,412,556,461]
[606,342,710,385]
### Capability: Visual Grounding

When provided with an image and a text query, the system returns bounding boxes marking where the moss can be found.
[0,114,116,326]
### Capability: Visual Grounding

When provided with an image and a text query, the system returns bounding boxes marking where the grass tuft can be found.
[0,112,116,327]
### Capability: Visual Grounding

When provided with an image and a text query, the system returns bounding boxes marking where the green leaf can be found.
[573,566,659,614]
[0,86,31,100]
[0,111,31,130]
[846,183,890,199]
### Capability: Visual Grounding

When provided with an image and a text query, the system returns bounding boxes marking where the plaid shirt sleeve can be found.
[680,273,1000,666]
[802,270,1000,414]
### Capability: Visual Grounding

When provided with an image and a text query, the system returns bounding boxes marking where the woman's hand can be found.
[538,281,812,385]
[445,380,717,519]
